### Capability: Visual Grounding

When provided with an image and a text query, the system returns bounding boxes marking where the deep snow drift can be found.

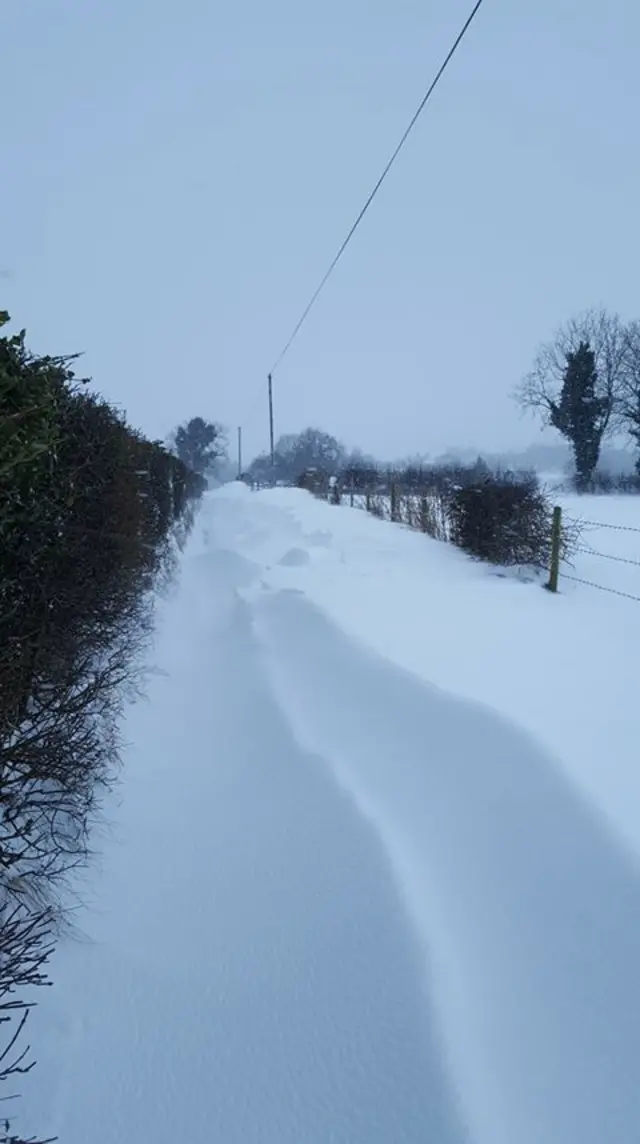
[22,483,640,1144]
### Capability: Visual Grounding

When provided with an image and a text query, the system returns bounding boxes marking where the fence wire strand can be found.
[560,506,640,601]
[575,545,640,568]
[566,516,640,534]
[560,571,640,603]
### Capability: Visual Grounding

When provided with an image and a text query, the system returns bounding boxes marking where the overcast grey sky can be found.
[3,0,639,461]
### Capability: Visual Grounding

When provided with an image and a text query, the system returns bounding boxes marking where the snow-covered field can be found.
[22,483,640,1144]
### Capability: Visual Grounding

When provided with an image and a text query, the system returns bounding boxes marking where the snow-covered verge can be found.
[21,482,640,1144]
[254,483,640,859]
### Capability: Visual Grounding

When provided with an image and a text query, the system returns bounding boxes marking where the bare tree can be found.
[618,320,640,473]
[517,309,627,483]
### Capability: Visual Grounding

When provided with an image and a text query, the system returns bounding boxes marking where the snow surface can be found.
[22,483,640,1143]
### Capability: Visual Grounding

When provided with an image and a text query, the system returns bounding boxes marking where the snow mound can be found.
[278,547,311,567]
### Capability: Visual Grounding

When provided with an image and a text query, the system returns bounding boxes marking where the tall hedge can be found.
[0,314,205,1144]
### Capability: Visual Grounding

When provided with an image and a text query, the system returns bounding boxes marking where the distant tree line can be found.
[516,308,640,491]
[244,308,640,499]
[0,312,206,1144]
[245,427,375,488]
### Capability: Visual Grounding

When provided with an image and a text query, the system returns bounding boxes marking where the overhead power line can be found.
[268,0,487,376]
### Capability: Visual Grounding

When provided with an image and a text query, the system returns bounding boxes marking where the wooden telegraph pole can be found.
[268,373,275,485]
[237,426,242,479]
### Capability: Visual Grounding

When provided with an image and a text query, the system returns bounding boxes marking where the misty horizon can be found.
[4,1,640,463]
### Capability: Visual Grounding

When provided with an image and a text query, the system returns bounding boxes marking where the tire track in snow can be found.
[252,585,640,1144]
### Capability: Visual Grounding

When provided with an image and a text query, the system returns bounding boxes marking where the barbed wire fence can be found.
[308,477,640,604]
[556,514,640,603]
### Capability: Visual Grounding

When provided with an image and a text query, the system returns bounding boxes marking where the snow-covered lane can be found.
[209,485,640,1144]
[24,485,640,1144]
[24,534,467,1142]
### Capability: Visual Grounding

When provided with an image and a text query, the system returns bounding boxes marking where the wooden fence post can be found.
[545,505,562,592]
